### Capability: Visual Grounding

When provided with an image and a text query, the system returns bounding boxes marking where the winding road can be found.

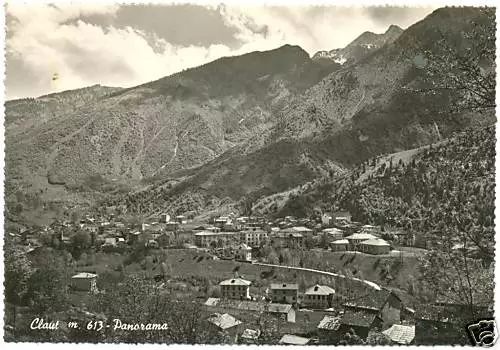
[252,261,381,291]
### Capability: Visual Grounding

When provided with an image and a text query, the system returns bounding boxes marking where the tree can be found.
[25,253,69,313]
[304,235,316,249]
[416,249,493,322]
[267,249,279,265]
[90,276,222,343]
[69,229,92,260]
[4,240,33,305]
[339,328,392,345]
[420,8,495,112]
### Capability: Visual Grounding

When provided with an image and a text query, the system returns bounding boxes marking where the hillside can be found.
[5,7,495,221]
[272,125,494,258]
[5,45,340,203]
[273,7,495,148]
[109,7,495,217]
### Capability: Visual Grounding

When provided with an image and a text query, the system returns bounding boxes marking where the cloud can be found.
[5,3,435,99]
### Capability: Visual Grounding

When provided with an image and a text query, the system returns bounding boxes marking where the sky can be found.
[5,3,436,99]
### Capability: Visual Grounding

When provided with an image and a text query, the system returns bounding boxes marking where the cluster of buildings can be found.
[200,274,417,345]
[192,212,408,256]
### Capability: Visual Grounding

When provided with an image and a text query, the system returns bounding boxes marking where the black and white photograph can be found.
[1,1,497,346]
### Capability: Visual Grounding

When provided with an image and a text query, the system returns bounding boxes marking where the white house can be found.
[219,278,251,300]
[303,284,335,309]
[71,272,98,293]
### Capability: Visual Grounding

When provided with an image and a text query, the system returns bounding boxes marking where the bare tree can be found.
[419,8,495,113]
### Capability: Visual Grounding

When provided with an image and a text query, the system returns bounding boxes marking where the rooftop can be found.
[270,283,299,290]
[360,238,390,246]
[340,309,379,328]
[331,239,349,244]
[290,226,313,232]
[204,298,220,307]
[322,228,343,234]
[345,233,378,241]
[268,303,293,313]
[382,324,415,345]
[207,313,242,330]
[317,315,341,331]
[203,298,291,314]
[305,284,335,295]
[72,272,98,279]
[241,328,261,340]
[279,334,310,345]
[219,278,252,286]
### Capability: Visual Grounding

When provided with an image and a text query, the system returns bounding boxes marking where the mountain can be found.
[109,7,494,218]
[312,24,403,65]
[272,7,495,155]
[5,7,495,220]
[5,45,340,205]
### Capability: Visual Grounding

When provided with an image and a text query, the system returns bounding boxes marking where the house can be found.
[268,303,296,323]
[223,220,238,232]
[206,313,242,343]
[321,228,344,241]
[317,315,341,332]
[203,298,296,323]
[345,233,378,250]
[240,329,261,344]
[194,231,239,248]
[219,278,251,300]
[330,239,349,252]
[205,226,222,233]
[303,284,335,309]
[71,272,98,293]
[235,244,252,261]
[338,309,383,339]
[382,324,415,345]
[360,224,381,235]
[272,232,304,249]
[279,334,311,345]
[214,216,229,228]
[358,238,391,255]
[317,315,341,344]
[239,229,268,247]
[160,213,171,223]
[385,229,413,246]
[283,226,314,237]
[332,211,352,223]
[414,305,469,345]
[103,237,117,247]
[270,283,299,304]
[343,288,401,328]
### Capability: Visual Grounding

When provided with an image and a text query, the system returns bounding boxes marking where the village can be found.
[6,207,485,345]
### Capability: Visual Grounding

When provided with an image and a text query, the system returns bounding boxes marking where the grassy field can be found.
[71,247,420,308]
[120,248,418,293]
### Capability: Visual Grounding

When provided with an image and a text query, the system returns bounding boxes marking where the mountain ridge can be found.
[4,7,495,220]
